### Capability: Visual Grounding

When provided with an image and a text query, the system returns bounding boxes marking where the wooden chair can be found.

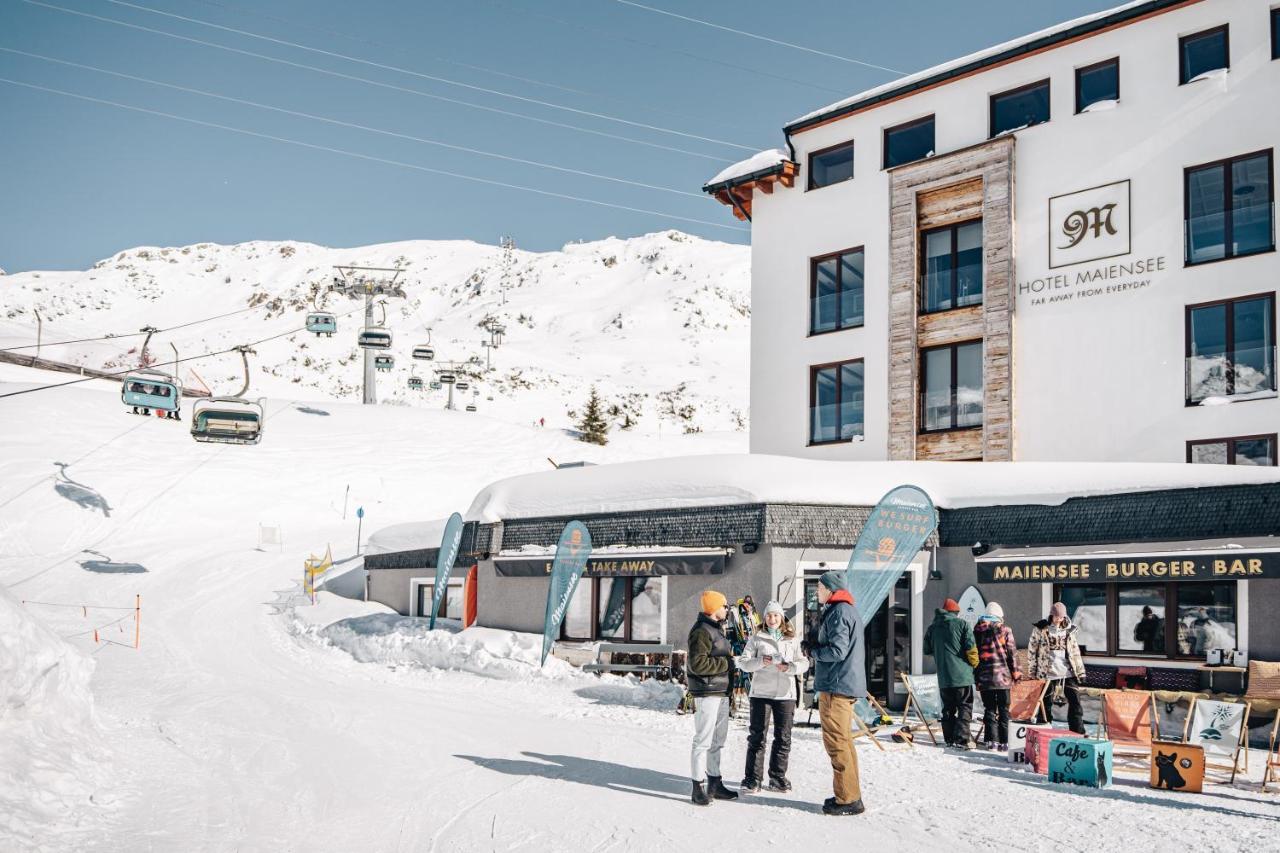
[850,696,895,751]
[1151,690,1197,743]
[1009,679,1048,723]
[1244,660,1280,792]
[1100,690,1155,767]
[1187,697,1252,784]
[1264,714,1280,792]
[899,673,942,746]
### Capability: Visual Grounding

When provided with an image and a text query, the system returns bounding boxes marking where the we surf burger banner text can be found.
[428,512,465,631]
[540,521,593,666]
[844,485,939,623]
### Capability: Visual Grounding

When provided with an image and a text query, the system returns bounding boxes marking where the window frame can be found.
[808,245,866,336]
[1273,7,1279,61]
[1053,581,1239,660]
[1074,57,1120,113]
[1178,24,1230,85]
[1187,433,1279,465]
[988,78,1051,138]
[1184,291,1277,406]
[918,339,983,434]
[1183,148,1275,266]
[806,140,856,191]
[559,576,662,644]
[919,219,984,315]
[882,115,935,170]
[808,357,866,446]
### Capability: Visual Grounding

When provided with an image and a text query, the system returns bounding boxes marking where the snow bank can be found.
[0,586,104,846]
[705,149,789,187]
[467,453,1280,522]
[364,518,451,556]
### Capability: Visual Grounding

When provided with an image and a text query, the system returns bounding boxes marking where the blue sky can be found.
[0,0,1113,271]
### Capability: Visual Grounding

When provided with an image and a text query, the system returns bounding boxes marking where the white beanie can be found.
[984,602,1004,620]
[763,600,785,617]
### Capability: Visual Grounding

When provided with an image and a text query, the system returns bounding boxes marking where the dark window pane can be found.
[1234,437,1276,466]
[1232,297,1275,395]
[1119,586,1167,653]
[1230,154,1273,256]
[1181,27,1228,84]
[885,117,934,168]
[1186,164,1227,263]
[1176,583,1236,655]
[1189,441,1229,464]
[810,143,854,189]
[839,251,865,328]
[812,258,838,333]
[955,342,983,428]
[991,80,1050,136]
[1273,9,1279,61]
[955,221,984,307]
[923,228,953,312]
[598,577,628,639]
[630,577,662,641]
[1188,304,1228,402]
[1058,585,1109,654]
[1076,60,1119,112]
[839,362,864,439]
[812,367,838,443]
[922,347,952,431]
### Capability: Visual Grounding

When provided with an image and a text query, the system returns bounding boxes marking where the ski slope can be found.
[2,367,1279,852]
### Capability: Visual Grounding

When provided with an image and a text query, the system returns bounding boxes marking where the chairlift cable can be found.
[0,304,258,353]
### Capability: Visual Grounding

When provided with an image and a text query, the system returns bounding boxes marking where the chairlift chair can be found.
[306,312,337,336]
[121,369,183,419]
[412,345,435,361]
[190,397,264,445]
[438,372,456,385]
[374,355,395,371]
[429,380,443,391]
[358,328,393,350]
[455,381,470,391]
[408,376,423,390]
[465,404,477,412]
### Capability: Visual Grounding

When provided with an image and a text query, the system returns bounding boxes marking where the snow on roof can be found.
[705,149,789,188]
[365,518,450,556]
[787,0,1154,128]
[465,453,1280,523]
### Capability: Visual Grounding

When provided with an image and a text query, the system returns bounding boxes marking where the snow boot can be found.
[767,777,792,793]
[997,743,1008,752]
[707,776,738,800]
[823,798,866,817]
[983,741,996,751]
[956,740,977,751]
[739,779,760,794]
[691,781,712,806]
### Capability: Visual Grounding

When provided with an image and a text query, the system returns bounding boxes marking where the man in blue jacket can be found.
[809,570,866,816]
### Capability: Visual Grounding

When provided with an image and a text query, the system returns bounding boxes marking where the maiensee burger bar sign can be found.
[495,552,725,577]
[977,551,1280,584]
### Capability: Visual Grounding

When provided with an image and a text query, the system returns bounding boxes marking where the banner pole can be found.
[134,594,141,649]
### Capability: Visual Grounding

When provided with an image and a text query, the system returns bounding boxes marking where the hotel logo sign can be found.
[1048,180,1131,269]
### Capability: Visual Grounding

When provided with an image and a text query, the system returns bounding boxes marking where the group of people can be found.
[685,570,866,816]
[925,598,1088,750]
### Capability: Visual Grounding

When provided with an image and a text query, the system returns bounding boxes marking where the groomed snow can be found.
[705,149,789,187]
[466,453,1280,522]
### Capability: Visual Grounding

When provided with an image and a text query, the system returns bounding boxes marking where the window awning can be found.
[494,548,728,578]
[974,537,1280,584]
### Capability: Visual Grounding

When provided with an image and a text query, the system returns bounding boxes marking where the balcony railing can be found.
[1185,346,1278,404]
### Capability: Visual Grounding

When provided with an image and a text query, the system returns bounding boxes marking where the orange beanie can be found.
[700,590,728,615]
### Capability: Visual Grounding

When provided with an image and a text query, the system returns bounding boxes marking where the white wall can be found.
[749,0,1279,462]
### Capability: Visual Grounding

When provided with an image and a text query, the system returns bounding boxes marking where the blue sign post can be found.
[356,506,364,555]
[540,521,593,666]
[428,513,465,630]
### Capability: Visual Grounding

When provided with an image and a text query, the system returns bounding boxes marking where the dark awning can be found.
[494,549,727,578]
[975,537,1280,584]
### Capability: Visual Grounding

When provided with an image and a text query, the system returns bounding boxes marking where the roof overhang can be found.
[493,547,730,577]
[703,160,799,221]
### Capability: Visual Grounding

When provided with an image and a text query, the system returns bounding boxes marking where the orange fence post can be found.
[134,594,141,649]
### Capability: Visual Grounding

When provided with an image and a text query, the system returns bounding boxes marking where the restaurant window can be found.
[417,582,464,619]
[1184,150,1274,264]
[562,576,662,643]
[810,359,865,445]
[920,341,982,432]
[1075,58,1119,113]
[810,247,865,334]
[1185,293,1276,404]
[1188,434,1278,466]
[808,141,854,190]
[989,79,1050,137]
[1053,582,1238,659]
[883,116,934,169]
[921,220,982,313]
[1179,25,1229,85]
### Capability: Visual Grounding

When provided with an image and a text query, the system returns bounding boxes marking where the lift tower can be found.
[328,266,406,405]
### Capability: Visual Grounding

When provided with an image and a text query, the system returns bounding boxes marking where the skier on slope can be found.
[733,600,808,794]
[686,591,739,806]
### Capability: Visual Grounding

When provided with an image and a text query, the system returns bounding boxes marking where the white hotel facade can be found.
[706,0,1278,466]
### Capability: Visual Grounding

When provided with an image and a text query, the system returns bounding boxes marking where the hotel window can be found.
[808,141,855,190]
[989,79,1050,137]
[883,116,934,169]
[1054,582,1238,659]
[562,576,662,642]
[1179,25,1229,84]
[810,247,864,334]
[1188,434,1278,466]
[920,341,982,432]
[1273,8,1279,60]
[921,220,983,313]
[1075,58,1119,112]
[1185,293,1276,405]
[809,359,865,445]
[1185,150,1274,264]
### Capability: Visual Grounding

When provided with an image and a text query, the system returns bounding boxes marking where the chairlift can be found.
[412,345,435,361]
[465,404,477,412]
[455,381,470,392]
[121,369,183,420]
[429,380,443,391]
[468,355,483,365]
[306,312,337,336]
[438,372,456,385]
[190,397,264,445]
[486,395,494,401]
[358,327,393,350]
[408,376,423,390]
[374,354,395,371]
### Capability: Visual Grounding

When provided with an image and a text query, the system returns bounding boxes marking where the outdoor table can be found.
[1048,737,1113,788]
[1026,726,1085,775]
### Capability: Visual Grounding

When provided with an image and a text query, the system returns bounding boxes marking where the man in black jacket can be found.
[687,590,738,806]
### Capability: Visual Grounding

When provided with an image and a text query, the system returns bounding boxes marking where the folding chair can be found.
[1264,713,1280,793]
[1187,697,1252,784]
[899,673,942,746]
[850,696,894,751]
[1101,690,1155,770]
[1151,690,1197,743]
[1009,679,1048,724]
[1244,660,1280,792]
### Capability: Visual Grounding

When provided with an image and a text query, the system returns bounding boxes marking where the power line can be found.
[0,304,258,352]
[99,0,755,151]
[610,0,905,74]
[1,49,703,199]
[23,0,727,162]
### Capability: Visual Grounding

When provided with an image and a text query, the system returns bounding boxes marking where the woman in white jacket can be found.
[734,600,808,793]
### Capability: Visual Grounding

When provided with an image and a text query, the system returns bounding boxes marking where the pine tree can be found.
[576,386,610,446]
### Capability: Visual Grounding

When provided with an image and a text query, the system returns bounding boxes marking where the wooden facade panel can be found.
[917,178,984,230]
[916,428,983,460]
[917,305,983,347]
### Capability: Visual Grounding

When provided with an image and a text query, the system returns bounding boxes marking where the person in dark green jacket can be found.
[923,598,979,749]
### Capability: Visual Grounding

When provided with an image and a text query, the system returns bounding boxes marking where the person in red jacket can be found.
[973,602,1021,751]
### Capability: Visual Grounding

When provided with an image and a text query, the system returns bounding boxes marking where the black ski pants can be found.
[980,688,1010,744]
[744,697,795,784]
[1040,677,1086,734]
[940,686,974,746]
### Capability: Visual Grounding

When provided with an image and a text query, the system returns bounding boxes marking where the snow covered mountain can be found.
[0,231,750,435]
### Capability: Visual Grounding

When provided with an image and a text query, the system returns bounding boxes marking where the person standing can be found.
[809,571,866,816]
[734,600,808,794]
[923,598,979,749]
[973,602,1020,751]
[687,590,739,806]
[1027,601,1086,734]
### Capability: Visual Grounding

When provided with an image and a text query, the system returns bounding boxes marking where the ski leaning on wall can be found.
[429,512,466,630]
[844,485,939,624]
[540,521,593,666]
